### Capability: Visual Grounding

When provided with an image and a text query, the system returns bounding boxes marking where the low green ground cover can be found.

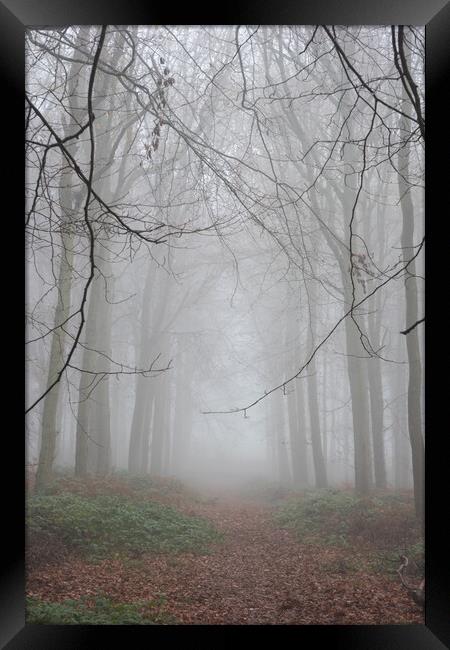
[27,490,221,560]
[26,595,177,625]
[275,488,423,575]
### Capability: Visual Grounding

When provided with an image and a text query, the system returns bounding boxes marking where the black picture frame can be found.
[4,0,449,647]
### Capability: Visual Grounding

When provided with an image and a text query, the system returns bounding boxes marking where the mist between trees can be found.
[25,25,424,522]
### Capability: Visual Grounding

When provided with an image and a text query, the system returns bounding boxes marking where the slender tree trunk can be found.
[321,358,328,467]
[74,270,103,477]
[128,266,153,474]
[171,344,194,477]
[139,395,155,475]
[307,357,328,489]
[294,379,309,488]
[272,391,291,486]
[265,398,278,481]
[365,203,387,489]
[398,86,425,522]
[34,34,86,491]
[367,357,386,489]
[129,264,171,474]
[306,290,328,488]
[344,315,372,494]
[149,372,169,476]
[82,256,113,477]
[94,312,112,476]
[284,310,308,488]
[286,383,308,488]
[73,33,124,478]
[340,134,373,495]
[343,416,350,486]
[35,229,74,491]
[329,406,336,484]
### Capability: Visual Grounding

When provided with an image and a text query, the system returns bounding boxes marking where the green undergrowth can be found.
[275,489,423,576]
[40,472,189,501]
[26,595,177,625]
[368,540,424,576]
[27,492,221,560]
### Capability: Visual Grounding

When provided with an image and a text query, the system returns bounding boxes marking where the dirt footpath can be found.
[27,496,423,625]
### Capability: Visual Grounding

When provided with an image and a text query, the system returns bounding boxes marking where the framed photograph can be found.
[3,0,448,647]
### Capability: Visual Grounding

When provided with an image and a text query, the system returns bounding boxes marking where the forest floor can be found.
[26,478,424,625]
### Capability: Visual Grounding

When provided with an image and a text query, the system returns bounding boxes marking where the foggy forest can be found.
[25,25,425,625]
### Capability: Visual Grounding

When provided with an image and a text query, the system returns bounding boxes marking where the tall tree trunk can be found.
[74,269,103,477]
[286,384,308,488]
[344,315,372,494]
[171,344,194,477]
[294,379,309,487]
[329,405,336,484]
[149,372,169,476]
[73,31,124,477]
[365,203,387,489]
[366,295,387,489]
[321,357,328,467]
[35,227,74,491]
[129,265,171,474]
[398,82,424,523]
[272,391,291,486]
[128,266,153,474]
[34,32,86,491]
[366,353,386,489]
[306,289,328,488]
[139,395,155,475]
[307,357,328,489]
[265,398,278,481]
[93,284,112,477]
[340,132,373,495]
[285,310,308,488]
